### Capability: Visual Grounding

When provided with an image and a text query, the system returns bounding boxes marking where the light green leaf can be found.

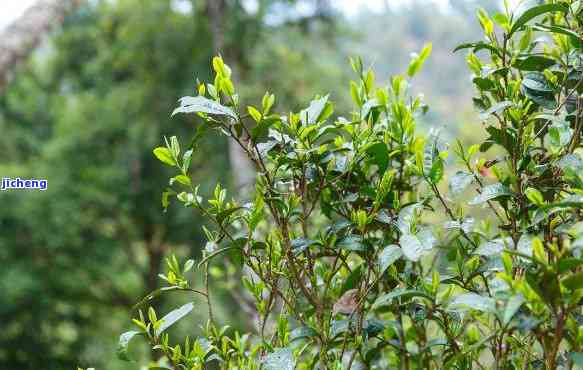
[400,232,434,262]
[479,101,513,121]
[408,43,432,77]
[449,171,474,196]
[503,294,525,325]
[378,244,403,274]
[469,183,512,205]
[172,96,237,119]
[263,348,294,370]
[448,293,495,313]
[247,106,262,122]
[300,95,329,125]
[117,330,142,361]
[474,238,510,256]
[289,326,318,342]
[155,302,194,336]
[153,147,176,166]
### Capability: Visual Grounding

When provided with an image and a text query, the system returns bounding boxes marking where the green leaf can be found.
[337,235,367,252]
[132,286,182,311]
[509,3,569,37]
[172,96,237,119]
[341,264,363,293]
[525,187,544,206]
[291,237,318,255]
[521,72,556,109]
[172,174,191,186]
[247,106,262,122]
[479,101,513,121]
[549,120,573,147]
[558,258,583,274]
[408,43,432,77]
[468,183,512,205]
[453,41,501,57]
[300,95,330,125]
[153,147,176,166]
[378,244,403,274]
[117,330,142,361]
[448,293,495,313]
[429,158,444,184]
[361,98,380,118]
[562,271,583,290]
[197,245,243,268]
[155,302,194,336]
[372,288,432,309]
[503,294,525,325]
[251,116,279,141]
[533,24,582,39]
[400,231,435,262]
[263,348,295,370]
[474,239,507,256]
[449,171,474,196]
[216,206,245,226]
[289,326,318,342]
[514,55,556,71]
[366,142,389,174]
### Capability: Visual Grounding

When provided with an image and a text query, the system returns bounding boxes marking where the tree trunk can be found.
[205,0,256,197]
[0,0,83,92]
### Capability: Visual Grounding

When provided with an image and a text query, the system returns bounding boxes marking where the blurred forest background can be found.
[0,0,498,369]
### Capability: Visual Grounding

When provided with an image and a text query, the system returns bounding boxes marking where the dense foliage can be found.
[0,1,346,369]
[117,1,583,369]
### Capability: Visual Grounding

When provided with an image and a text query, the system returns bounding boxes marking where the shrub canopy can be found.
[116,1,583,369]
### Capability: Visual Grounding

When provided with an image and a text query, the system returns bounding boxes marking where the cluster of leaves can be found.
[119,1,583,368]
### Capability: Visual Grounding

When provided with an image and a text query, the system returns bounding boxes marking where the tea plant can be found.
[117,1,583,368]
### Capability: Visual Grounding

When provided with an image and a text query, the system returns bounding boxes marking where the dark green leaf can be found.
[429,158,444,184]
[366,142,389,174]
[291,238,318,255]
[521,72,556,109]
[509,3,569,37]
[216,206,245,225]
[562,271,583,290]
[337,235,367,252]
[514,55,556,71]
[372,288,432,309]
[558,258,583,274]
[289,326,318,342]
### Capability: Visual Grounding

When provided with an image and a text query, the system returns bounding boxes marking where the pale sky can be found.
[0,0,453,31]
[0,0,37,29]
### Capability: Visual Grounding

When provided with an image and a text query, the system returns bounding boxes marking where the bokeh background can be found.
[0,0,498,369]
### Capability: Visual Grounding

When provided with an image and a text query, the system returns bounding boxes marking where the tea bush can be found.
[115,1,583,368]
